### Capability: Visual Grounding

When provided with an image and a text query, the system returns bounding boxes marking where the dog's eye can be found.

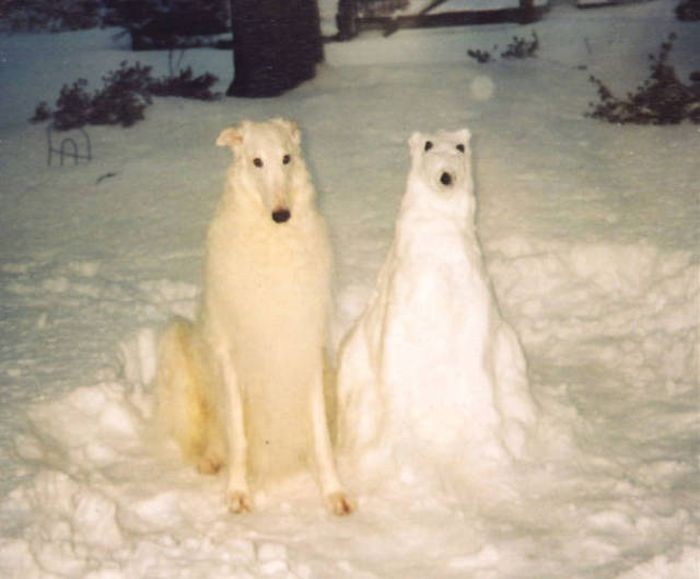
[456,144,465,153]
[424,141,433,152]
[282,154,291,165]
[253,158,263,168]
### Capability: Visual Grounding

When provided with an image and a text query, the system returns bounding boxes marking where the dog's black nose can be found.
[440,172,453,186]
[272,209,291,223]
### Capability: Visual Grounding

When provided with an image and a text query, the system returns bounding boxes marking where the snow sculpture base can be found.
[337,128,539,482]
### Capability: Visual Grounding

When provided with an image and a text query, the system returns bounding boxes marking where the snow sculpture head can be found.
[408,128,472,196]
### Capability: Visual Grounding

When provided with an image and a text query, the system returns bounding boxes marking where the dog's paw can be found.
[197,456,223,475]
[325,492,355,516]
[226,490,252,514]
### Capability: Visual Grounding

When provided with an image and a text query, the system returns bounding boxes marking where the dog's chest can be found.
[206,214,330,321]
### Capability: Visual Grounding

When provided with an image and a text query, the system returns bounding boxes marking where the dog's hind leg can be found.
[196,418,226,475]
[156,318,210,465]
[310,367,354,515]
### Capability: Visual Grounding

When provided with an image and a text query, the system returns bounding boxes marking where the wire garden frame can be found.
[47,125,92,167]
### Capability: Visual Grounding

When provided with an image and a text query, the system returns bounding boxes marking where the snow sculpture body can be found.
[337,129,538,476]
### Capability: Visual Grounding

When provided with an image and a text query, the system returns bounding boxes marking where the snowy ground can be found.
[0,1,698,577]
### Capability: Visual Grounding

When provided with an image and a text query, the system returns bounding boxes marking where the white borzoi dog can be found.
[156,118,352,515]
[337,128,538,477]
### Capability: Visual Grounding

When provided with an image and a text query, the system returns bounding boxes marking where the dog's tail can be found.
[155,317,216,466]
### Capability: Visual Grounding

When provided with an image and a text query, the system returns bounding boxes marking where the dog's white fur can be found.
[337,129,538,471]
[156,118,352,515]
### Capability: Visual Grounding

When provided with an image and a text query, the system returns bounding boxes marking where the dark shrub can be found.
[33,60,221,130]
[89,61,153,127]
[149,67,220,101]
[587,34,700,125]
[467,33,539,64]
[30,102,53,124]
[1,0,101,32]
[676,0,700,21]
[53,79,93,131]
[501,32,539,59]
[105,0,229,50]
[467,49,492,64]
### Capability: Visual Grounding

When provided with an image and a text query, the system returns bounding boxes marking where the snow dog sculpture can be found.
[337,128,539,477]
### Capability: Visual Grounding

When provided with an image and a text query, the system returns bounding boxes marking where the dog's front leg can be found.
[216,348,251,513]
[310,370,354,515]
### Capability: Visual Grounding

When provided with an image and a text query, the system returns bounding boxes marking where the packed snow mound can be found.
[0,334,321,578]
[337,129,539,485]
[486,237,699,392]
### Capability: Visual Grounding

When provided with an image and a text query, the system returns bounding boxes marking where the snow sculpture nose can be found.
[272,208,291,223]
[440,172,453,186]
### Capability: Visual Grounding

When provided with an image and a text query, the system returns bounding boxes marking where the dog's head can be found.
[408,128,472,196]
[217,118,307,224]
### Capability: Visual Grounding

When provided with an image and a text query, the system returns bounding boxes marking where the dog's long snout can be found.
[272,208,291,223]
[440,172,453,186]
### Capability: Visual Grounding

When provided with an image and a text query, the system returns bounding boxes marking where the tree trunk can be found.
[519,0,537,24]
[227,0,324,98]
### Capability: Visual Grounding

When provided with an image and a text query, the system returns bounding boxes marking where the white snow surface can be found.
[0,1,699,577]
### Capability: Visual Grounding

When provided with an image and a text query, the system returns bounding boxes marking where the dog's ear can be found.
[216,124,245,150]
[271,117,301,146]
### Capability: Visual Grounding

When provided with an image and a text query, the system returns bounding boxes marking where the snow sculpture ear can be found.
[216,120,251,150]
[271,117,301,146]
[408,131,425,155]
[456,128,471,146]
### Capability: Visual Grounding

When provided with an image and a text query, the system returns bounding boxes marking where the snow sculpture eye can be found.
[253,158,264,168]
[424,141,433,152]
[456,144,465,153]
[282,154,291,165]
